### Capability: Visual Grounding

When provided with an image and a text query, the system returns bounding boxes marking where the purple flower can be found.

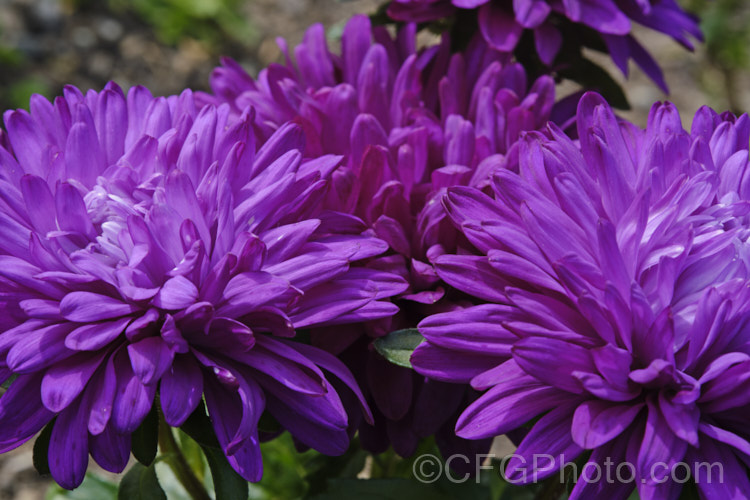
[412,93,750,498]
[387,0,702,91]
[200,15,561,460]
[0,82,407,489]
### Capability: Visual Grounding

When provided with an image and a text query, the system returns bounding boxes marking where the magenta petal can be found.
[566,0,631,35]
[127,336,175,385]
[505,401,583,482]
[512,337,595,394]
[88,354,118,435]
[152,275,199,310]
[161,354,204,426]
[264,252,349,291]
[265,390,350,455]
[218,271,294,317]
[4,109,45,176]
[452,0,489,7]
[0,373,54,450]
[55,182,97,239]
[41,350,106,412]
[282,340,374,424]
[89,424,131,473]
[367,352,413,421]
[690,436,750,500]
[64,116,104,188]
[637,398,688,483]
[341,15,372,85]
[658,391,699,447]
[514,0,551,28]
[48,399,89,490]
[111,352,157,433]
[20,174,56,234]
[241,306,294,337]
[411,342,500,383]
[6,322,75,373]
[237,336,326,396]
[434,254,508,302]
[261,220,320,265]
[697,423,750,457]
[418,304,517,356]
[65,317,131,351]
[0,255,65,298]
[226,439,263,483]
[569,437,634,500]
[60,292,138,322]
[572,400,643,448]
[534,23,562,65]
[95,88,127,166]
[203,366,265,456]
[19,299,61,320]
[479,3,524,52]
[456,376,572,439]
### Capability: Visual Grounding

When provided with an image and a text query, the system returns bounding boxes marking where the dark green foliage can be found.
[132,403,159,466]
[117,463,167,500]
[373,328,425,369]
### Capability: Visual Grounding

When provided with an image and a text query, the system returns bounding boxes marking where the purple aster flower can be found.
[0,82,407,489]
[412,92,750,498]
[199,14,563,462]
[387,0,702,91]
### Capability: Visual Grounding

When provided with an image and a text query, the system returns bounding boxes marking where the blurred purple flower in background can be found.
[0,82,408,488]
[388,0,702,91]
[200,14,567,463]
[412,92,750,498]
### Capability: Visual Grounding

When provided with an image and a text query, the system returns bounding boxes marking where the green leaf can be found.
[179,400,248,498]
[249,433,317,500]
[1,374,17,393]
[117,463,167,500]
[373,328,425,369]
[176,429,207,484]
[132,403,159,466]
[45,472,118,500]
[678,480,700,500]
[257,410,282,434]
[304,440,368,496]
[180,400,220,449]
[310,478,490,500]
[202,446,249,500]
[34,418,55,476]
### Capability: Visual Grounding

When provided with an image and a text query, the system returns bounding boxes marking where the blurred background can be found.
[0,0,379,110]
[0,0,749,498]
[0,0,749,125]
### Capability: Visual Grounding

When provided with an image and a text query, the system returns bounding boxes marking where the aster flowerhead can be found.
[201,14,561,314]
[412,93,750,498]
[200,14,561,460]
[387,0,702,91]
[0,82,407,489]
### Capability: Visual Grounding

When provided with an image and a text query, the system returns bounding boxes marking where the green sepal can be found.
[373,328,425,369]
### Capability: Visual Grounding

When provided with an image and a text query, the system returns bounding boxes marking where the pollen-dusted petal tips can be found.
[412,93,750,498]
[386,0,702,91]
[0,82,406,489]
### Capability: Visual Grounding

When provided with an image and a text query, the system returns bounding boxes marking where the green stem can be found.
[533,465,573,500]
[158,418,212,500]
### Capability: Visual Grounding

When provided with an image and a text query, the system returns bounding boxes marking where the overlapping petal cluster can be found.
[413,93,750,498]
[0,83,407,488]
[388,0,702,90]
[200,14,559,459]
